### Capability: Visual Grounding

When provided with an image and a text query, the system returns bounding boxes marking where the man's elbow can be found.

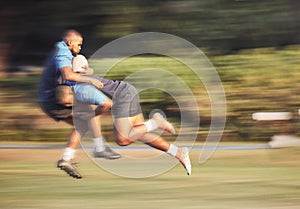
[61,67,78,81]
[64,73,77,81]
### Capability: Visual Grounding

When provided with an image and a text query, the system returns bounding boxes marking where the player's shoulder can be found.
[55,41,72,57]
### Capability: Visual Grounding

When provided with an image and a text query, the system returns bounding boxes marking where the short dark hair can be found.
[63,30,82,43]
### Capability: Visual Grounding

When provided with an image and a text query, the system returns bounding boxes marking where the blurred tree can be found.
[137,0,297,52]
[0,1,33,77]
[0,0,300,75]
[286,0,300,44]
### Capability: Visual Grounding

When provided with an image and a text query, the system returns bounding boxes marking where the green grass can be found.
[1,146,300,209]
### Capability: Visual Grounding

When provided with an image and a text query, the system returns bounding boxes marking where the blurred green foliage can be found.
[1,45,300,142]
[1,0,300,67]
[1,0,300,142]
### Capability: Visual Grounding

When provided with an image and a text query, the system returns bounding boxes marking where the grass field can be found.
[1,144,300,209]
[1,45,300,208]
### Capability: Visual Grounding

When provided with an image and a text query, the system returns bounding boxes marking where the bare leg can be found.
[62,117,81,149]
[72,101,121,159]
[141,132,170,151]
[67,129,82,149]
[57,118,83,179]
[89,114,102,138]
[84,103,121,159]
[114,113,191,175]
[60,117,87,161]
[114,113,170,150]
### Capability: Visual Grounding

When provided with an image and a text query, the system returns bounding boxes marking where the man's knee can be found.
[115,134,132,146]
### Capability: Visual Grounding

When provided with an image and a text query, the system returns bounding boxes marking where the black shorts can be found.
[112,82,142,118]
[39,102,92,134]
[39,102,72,122]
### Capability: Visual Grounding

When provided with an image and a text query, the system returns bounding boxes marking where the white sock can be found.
[143,119,158,132]
[62,147,75,161]
[166,144,178,157]
[93,137,105,152]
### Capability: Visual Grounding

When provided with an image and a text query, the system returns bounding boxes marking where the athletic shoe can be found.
[57,159,82,179]
[152,113,176,134]
[93,146,121,160]
[176,147,191,175]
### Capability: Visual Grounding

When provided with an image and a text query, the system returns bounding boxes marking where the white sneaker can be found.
[152,113,176,134]
[176,147,191,175]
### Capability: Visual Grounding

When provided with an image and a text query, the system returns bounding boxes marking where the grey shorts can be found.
[112,82,142,118]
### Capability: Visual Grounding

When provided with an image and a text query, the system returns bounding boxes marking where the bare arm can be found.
[60,67,103,89]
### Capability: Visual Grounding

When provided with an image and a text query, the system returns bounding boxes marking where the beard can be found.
[71,51,78,56]
[71,48,80,56]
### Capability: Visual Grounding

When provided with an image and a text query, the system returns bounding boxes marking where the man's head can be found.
[63,30,83,56]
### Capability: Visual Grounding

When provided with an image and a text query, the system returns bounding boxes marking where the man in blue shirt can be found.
[38,30,121,179]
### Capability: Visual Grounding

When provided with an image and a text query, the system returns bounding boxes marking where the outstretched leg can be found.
[57,118,85,179]
[114,113,191,175]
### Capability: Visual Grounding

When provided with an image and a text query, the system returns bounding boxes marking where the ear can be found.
[67,41,71,46]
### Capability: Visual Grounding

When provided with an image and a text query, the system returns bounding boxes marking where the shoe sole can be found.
[57,165,82,179]
[94,155,121,160]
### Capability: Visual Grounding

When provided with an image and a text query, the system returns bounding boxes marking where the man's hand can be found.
[95,98,112,114]
[89,77,104,89]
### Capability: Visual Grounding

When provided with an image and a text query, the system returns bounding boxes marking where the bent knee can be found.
[116,140,131,146]
[115,134,133,146]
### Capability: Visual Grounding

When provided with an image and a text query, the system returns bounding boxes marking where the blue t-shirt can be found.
[38,41,74,102]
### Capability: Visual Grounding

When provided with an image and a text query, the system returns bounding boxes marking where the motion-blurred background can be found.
[1,0,300,143]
